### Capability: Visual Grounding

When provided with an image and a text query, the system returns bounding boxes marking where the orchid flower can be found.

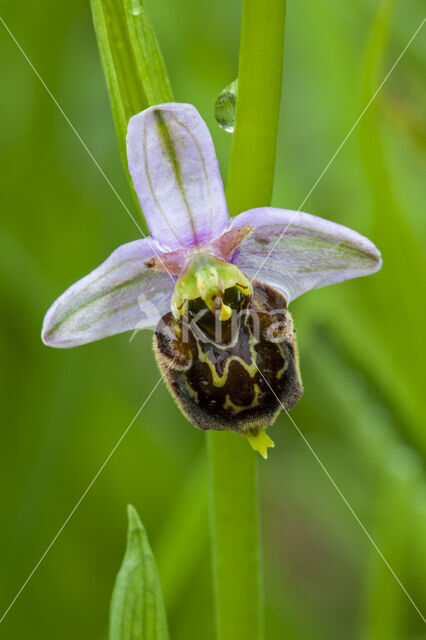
[42,103,381,456]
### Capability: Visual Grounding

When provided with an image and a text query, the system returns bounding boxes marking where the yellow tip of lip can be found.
[244,430,275,459]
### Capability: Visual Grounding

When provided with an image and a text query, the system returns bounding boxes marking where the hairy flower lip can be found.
[154,281,302,436]
[42,102,382,351]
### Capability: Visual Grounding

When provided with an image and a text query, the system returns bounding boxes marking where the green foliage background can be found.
[0,0,425,638]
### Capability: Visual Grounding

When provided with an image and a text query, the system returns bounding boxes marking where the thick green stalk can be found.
[208,432,262,640]
[208,2,286,639]
[226,0,286,215]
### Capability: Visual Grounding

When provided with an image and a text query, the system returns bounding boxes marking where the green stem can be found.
[208,2,286,639]
[208,432,262,640]
[226,0,286,216]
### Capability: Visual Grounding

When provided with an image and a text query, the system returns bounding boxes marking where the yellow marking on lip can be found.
[196,351,257,388]
[223,383,262,414]
[183,375,199,401]
[276,343,287,379]
[190,313,259,388]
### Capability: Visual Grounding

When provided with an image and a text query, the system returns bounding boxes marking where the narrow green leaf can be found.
[90,0,173,197]
[91,0,146,169]
[123,0,173,106]
[109,505,169,640]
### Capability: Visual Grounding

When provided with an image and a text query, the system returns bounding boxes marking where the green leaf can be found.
[109,505,169,640]
[90,0,173,197]
[123,0,173,106]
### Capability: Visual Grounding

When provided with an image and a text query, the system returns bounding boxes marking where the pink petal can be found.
[42,238,174,348]
[127,103,229,251]
[230,208,382,302]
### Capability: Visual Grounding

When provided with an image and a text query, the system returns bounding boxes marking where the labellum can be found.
[154,278,302,434]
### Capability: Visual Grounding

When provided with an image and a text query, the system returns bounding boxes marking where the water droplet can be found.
[214,79,238,133]
[130,0,143,15]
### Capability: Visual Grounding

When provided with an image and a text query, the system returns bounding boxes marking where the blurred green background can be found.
[0,0,425,638]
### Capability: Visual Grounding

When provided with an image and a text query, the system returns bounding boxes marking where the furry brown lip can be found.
[154,281,303,435]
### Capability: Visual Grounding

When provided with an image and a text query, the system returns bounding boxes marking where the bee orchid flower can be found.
[42,103,381,456]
